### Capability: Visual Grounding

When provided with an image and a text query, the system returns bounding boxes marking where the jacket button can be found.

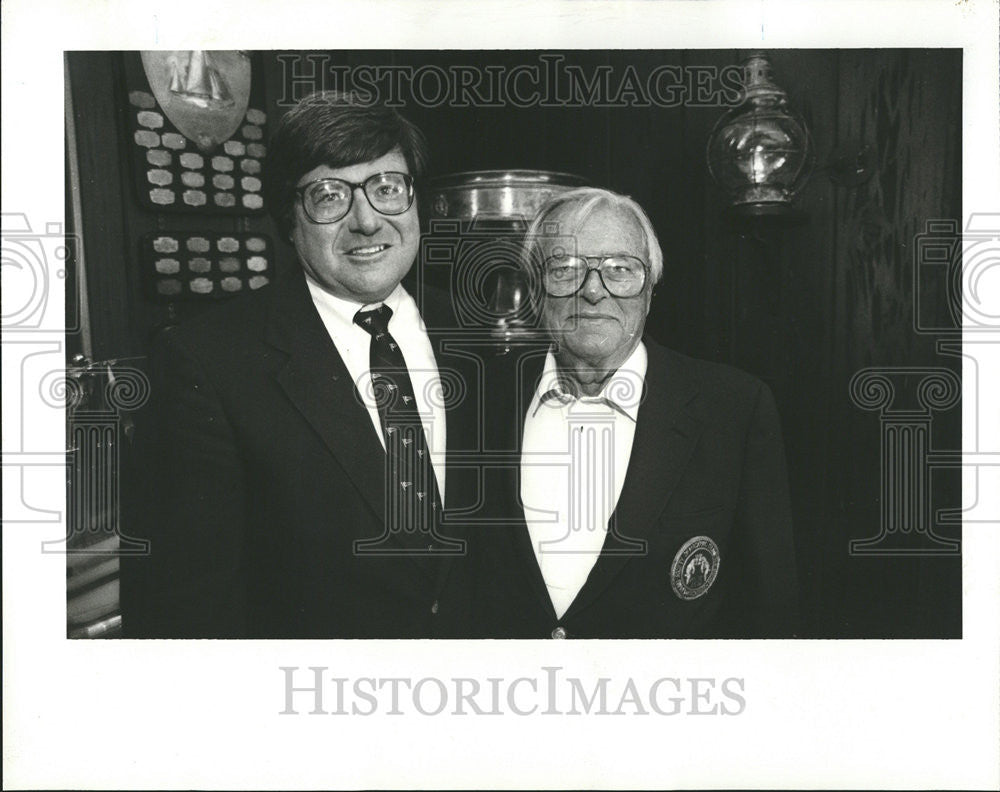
[430,600,439,615]
[551,626,567,639]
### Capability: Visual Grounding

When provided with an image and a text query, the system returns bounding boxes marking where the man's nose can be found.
[580,268,608,303]
[347,187,381,235]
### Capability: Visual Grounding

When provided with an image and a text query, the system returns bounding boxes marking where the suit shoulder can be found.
[408,282,460,330]
[155,283,277,353]
[648,339,767,402]
[147,285,289,392]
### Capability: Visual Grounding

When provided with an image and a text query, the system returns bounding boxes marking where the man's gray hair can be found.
[520,187,664,287]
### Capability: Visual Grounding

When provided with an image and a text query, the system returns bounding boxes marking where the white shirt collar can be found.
[303,272,407,330]
[534,341,648,422]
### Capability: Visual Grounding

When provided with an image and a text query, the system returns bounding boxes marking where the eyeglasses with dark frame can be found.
[295,171,415,224]
[542,254,649,298]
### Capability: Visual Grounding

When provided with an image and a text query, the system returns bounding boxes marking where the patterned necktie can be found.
[354,304,444,555]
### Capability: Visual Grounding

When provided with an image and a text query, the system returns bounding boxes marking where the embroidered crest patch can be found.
[670,535,721,600]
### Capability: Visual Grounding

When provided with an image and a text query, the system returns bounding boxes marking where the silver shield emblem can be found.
[670,535,721,600]
[141,51,251,153]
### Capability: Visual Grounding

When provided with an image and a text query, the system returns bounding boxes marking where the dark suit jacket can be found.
[453,337,799,639]
[121,270,478,638]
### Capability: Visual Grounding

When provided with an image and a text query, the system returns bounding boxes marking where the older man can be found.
[122,92,475,638]
[468,187,798,638]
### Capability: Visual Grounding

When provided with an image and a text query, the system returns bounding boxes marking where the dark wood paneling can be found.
[831,49,962,636]
[765,50,841,636]
[67,52,136,360]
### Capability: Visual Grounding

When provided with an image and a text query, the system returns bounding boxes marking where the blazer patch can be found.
[670,535,720,600]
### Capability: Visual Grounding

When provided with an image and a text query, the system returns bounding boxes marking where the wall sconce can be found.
[706,53,814,218]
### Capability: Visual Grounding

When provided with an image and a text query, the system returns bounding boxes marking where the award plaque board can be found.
[123,51,268,215]
[140,230,273,300]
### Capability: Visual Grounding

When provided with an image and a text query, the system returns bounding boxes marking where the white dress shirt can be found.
[520,343,648,619]
[305,274,446,501]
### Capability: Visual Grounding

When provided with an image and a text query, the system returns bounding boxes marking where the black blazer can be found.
[121,270,479,638]
[450,337,799,639]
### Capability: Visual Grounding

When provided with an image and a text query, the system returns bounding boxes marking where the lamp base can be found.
[724,202,808,227]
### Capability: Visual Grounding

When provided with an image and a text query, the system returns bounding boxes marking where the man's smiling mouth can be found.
[344,243,392,257]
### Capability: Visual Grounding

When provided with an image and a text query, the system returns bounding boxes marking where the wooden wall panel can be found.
[831,49,962,636]
[679,49,740,363]
[835,50,960,368]
[762,50,841,636]
[67,52,136,360]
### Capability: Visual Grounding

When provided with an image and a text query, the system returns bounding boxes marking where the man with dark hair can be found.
[122,92,475,638]
[263,92,429,241]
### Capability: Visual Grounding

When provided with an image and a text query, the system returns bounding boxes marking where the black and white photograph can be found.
[66,46,963,641]
[3,1,998,789]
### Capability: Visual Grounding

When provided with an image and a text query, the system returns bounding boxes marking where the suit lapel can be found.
[264,273,387,524]
[563,340,705,619]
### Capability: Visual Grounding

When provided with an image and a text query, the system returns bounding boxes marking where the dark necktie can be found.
[353,304,453,557]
